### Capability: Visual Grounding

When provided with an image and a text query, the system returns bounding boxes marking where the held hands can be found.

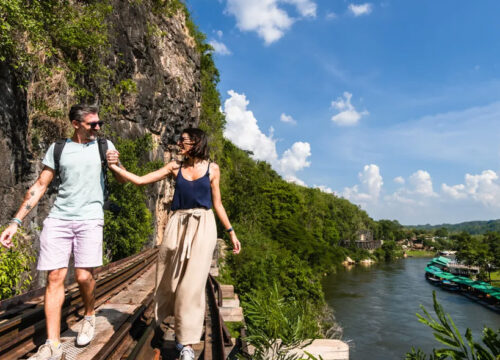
[0,223,18,249]
[106,149,120,166]
[229,231,241,254]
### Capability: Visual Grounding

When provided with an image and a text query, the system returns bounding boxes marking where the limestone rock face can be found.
[0,2,200,259]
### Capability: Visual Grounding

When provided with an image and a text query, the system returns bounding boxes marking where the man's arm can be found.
[0,166,54,248]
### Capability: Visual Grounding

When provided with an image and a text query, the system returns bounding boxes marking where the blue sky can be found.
[186,0,500,225]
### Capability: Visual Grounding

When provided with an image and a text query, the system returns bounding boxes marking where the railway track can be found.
[0,248,233,360]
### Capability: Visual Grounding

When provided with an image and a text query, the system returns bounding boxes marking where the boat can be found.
[441,280,459,291]
[424,257,500,312]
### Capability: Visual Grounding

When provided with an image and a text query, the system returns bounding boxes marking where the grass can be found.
[405,250,436,257]
[490,270,500,286]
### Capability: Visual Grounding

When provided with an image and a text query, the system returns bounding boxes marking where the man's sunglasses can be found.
[87,121,104,129]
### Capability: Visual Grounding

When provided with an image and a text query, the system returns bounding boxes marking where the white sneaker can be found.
[76,315,95,346]
[27,343,64,360]
[179,346,195,360]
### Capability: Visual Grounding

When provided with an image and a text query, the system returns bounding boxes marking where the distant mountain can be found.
[408,219,500,234]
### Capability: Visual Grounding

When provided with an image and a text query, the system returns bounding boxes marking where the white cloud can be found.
[209,39,232,55]
[442,170,500,206]
[331,92,368,126]
[280,113,297,124]
[314,185,334,194]
[348,3,373,16]
[408,170,437,197]
[285,175,307,186]
[326,11,337,20]
[441,183,467,200]
[280,142,311,176]
[385,170,436,206]
[343,164,383,203]
[394,176,405,184]
[283,0,317,17]
[225,0,316,45]
[223,90,278,164]
[223,90,311,182]
[216,30,223,38]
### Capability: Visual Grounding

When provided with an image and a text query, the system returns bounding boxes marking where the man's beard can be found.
[86,132,97,141]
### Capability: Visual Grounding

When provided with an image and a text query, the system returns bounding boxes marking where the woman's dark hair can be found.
[181,128,209,160]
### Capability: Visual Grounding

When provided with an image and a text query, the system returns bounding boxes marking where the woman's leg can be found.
[174,210,217,345]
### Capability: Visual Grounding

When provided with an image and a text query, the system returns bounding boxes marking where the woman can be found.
[106,128,241,360]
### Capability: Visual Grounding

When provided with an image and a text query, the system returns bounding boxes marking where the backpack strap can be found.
[97,138,110,201]
[53,139,67,183]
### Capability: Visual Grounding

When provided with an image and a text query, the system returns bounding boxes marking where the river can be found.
[323,257,500,360]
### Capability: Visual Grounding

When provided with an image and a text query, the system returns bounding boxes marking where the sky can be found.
[185,0,500,225]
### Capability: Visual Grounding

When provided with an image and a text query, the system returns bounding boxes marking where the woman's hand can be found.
[230,232,241,254]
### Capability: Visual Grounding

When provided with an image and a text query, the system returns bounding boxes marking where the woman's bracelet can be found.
[11,217,22,226]
[226,227,233,233]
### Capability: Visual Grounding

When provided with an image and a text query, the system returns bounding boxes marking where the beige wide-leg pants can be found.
[154,208,217,345]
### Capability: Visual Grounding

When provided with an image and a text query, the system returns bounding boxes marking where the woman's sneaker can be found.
[76,315,95,346]
[179,346,195,360]
[27,343,64,360]
[175,336,184,351]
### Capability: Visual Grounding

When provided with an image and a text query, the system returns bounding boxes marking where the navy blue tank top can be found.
[171,162,213,210]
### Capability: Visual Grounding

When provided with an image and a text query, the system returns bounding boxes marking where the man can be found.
[0,104,126,360]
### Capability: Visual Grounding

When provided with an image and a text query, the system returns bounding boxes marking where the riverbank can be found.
[406,250,435,257]
[491,270,500,286]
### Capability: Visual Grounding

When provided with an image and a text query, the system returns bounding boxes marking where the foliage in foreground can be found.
[0,225,36,300]
[405,291,500,360]
[239,283,321,360]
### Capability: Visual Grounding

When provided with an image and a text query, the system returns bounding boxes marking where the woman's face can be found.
[177,133,195,156]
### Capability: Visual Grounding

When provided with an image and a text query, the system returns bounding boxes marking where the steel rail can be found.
[0,248,158,359]
[1,248,238,360]
[92,292,155,360]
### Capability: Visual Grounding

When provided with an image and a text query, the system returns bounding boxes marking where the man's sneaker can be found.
[179,346,195,360]
[27,343,64,360]
[76,315,95,346]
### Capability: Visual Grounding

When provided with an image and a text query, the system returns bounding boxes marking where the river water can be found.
[323,257,500,360]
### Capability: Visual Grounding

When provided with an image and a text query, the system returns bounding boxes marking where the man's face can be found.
[74,113,102,141]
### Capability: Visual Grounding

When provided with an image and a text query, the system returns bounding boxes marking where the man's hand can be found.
[0,223,18,249]
[106,149,120,165]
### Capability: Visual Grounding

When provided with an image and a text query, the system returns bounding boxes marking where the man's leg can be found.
[45,268,68,341]
[75,268,95,316]
[73,219,102,346]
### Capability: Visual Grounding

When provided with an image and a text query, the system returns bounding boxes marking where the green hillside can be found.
[408,219,500,234]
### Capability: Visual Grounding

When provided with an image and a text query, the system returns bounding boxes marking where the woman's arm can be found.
[210,163,241,254]
[109,161,175,186]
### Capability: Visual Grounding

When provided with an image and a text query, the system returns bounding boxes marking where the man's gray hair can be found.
[69,104,99,122]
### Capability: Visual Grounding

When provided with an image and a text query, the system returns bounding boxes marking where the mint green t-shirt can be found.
[42,139,116,220]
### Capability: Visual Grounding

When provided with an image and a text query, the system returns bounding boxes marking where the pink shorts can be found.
[37,218,104,270]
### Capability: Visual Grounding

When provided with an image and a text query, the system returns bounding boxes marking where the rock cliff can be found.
[0,1,201,269]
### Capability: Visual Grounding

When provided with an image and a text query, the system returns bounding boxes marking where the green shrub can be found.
[103,134,162,261]
[0,226,36,299]
[240,283,321,360]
